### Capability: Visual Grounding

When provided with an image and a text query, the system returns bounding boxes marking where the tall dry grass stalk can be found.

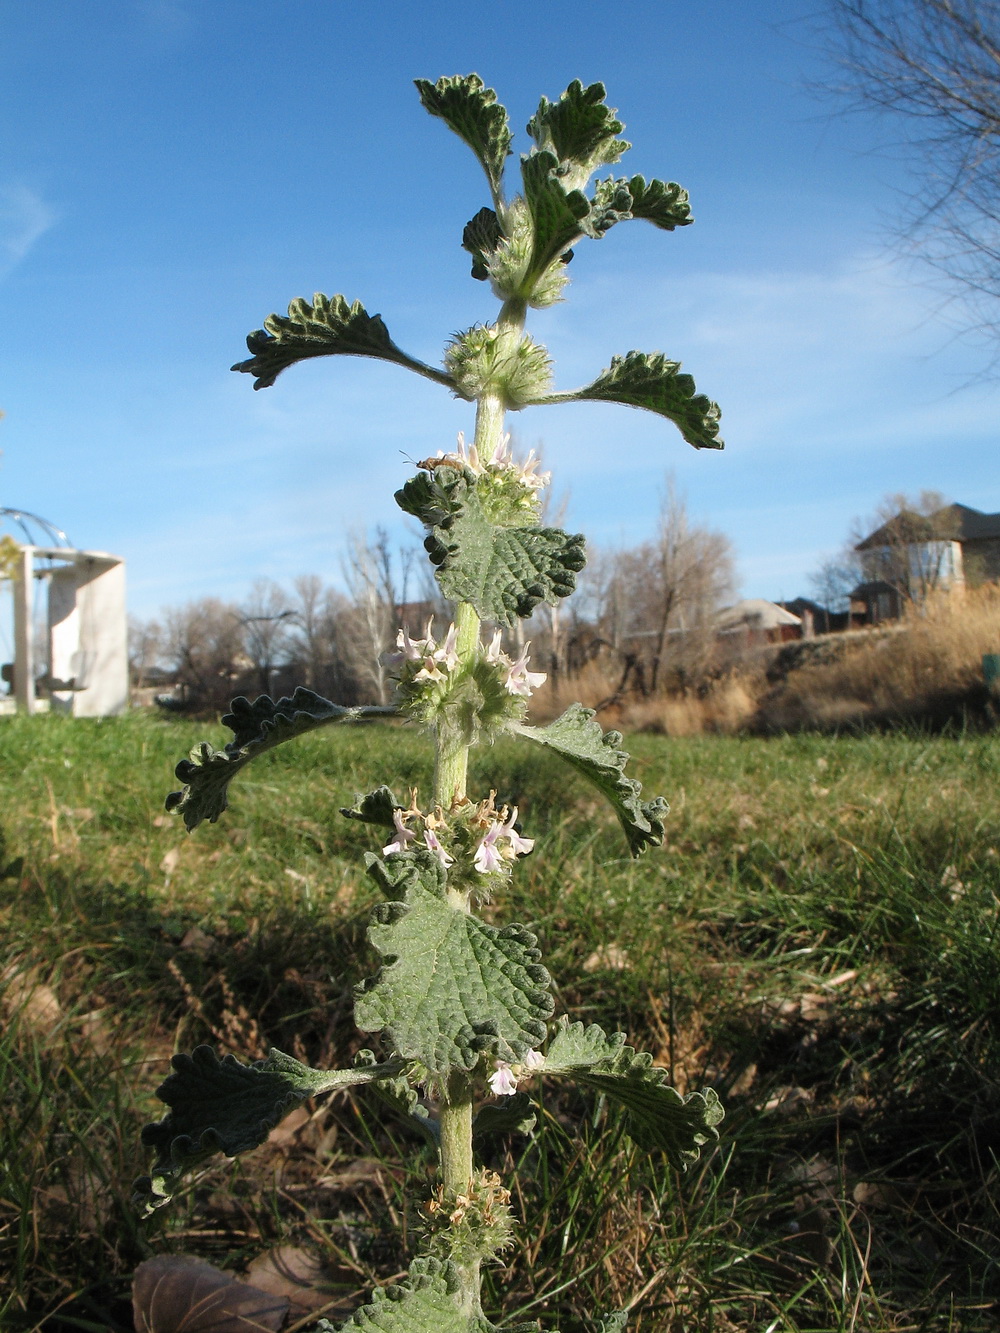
[756,585,1000,732]
[530,586,1000,735]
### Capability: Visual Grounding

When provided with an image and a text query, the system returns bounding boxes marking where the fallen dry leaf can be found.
[133,1255,288,1333]
[245,1246,351,1317]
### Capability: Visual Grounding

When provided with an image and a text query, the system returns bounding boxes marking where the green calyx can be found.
[445,324,553,407]
[423,1168,515,1265]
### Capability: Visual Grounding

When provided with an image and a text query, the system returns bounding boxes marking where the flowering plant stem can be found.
[136,75,727,1333]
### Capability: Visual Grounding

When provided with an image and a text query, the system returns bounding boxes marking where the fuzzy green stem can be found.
[432,297,526,1319]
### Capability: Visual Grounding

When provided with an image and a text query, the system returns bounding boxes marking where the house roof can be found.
[856,503,1000,550]
[716,598,802,632]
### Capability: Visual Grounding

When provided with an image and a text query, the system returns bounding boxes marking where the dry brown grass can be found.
[756,584,1000,732]
[529,586,1000,735]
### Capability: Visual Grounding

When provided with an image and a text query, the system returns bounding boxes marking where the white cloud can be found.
[0,184,56,277]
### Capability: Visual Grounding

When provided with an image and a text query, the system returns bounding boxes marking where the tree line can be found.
[130,488,737,712]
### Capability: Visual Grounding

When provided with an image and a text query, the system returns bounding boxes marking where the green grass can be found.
[1,713,999,1331]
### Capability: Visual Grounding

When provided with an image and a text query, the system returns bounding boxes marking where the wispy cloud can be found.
[0,184,56,278]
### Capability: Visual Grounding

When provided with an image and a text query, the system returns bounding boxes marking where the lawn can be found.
[1,712,998,1331]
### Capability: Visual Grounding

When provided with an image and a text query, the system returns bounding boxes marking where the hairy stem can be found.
[432,297,525,1316]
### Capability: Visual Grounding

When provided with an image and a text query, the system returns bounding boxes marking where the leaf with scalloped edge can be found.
[403,468,585,626]
[625,174,692,229]
[341,786,403,829]
[462,206,503,280]
[520,149,593,277]
[354,870,554,1075]
[526,80,630,185]
[313,1257,537,1333]
[534,351,722,451]
[232,293,454,391]
[165,688,396,832]
[134,1047,406,1214]
[415,75,512,201]
[541,1018,723,1169]
[511,703,667,855]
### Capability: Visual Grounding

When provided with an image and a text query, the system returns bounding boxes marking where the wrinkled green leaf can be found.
[596,1314,628,1333]
[625,174,692,229]
[316,1258,467,1333]
[520,149,592,277]
[511,703,668,855]
[526,80,630,186]
[355,870,554,1075]
[473,1092,536,1142]
[135,1047,406,1214]
[398,466,585,626]
[355,1049,440,1143]
[342,786,403,829]
[166,688,396,832]
[542,1018,724,1169]
[462,206,504,280]
[232,293,454,391]
[415,75,512,201]
[364,848,450,903]
[535,351,722,451]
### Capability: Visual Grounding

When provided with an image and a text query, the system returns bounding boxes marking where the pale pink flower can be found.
[414,655,447,683]
[488,1064,518,1097]
[517,450,550,490]
[396,625,426,661]
[484,628,504,664]
[487,433,511,468]
[504,644,547,697]
[523,1049,545,1071]
[500,807,534,857]
[382,809,416,857]
[433,624,459,671]
[423,829,454,867]
[474,822,504,873]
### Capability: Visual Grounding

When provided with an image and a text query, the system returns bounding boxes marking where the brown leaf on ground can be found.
[266,1105,311,1147]
[245,1246,356,1318]
[133,1255,289,1333]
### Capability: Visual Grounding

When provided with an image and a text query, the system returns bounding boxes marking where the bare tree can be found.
[339,528,415,703]
[808,553,864,619]
[128,614,163,689]
[584,480,736,695]
[824,1,1000,344]
[239,579,294,696]
[852,489,961,606]
[163,597,245,710]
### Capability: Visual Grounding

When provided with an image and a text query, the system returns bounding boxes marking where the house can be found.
[716,599,802,644]
[852,503,1000,623]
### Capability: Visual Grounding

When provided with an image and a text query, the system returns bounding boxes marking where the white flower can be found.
[487,433,512,468]
[382,809,416,857]
[423,829,454,867]
[523,1048,545,1071]
[396,625,427,661]
[474,822,504,873]
[488,1064,518,1097]
[517,449,550,491]
[414,655,447,683]
[484,628,504,663]
[499,806,534,857]
[504,644,547,697]
[433,623,459,671]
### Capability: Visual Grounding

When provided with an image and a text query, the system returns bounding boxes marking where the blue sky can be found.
[1,0,997,623]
